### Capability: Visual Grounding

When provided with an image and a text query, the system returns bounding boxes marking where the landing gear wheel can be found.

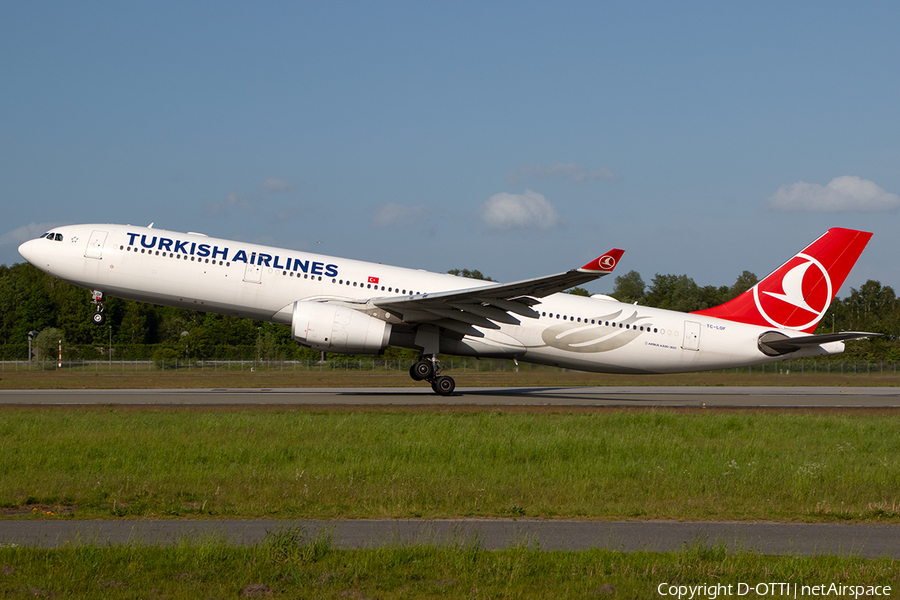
[90,290,106,326]
[431,376,455,396]
[410,359,434,381]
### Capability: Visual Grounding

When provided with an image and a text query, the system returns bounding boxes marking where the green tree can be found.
[728,270,758,300]
[446,269,496,282]
[645,274,702,312]
[611,270,646,304]
[34,327,64,363]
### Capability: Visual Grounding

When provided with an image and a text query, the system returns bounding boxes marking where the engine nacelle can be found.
[291,301,392,354]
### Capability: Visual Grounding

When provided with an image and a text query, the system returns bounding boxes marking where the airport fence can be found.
[1,357,899,376]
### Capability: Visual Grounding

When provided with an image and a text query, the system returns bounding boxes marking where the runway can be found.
[0,519,897,557]
[2,386,900,407]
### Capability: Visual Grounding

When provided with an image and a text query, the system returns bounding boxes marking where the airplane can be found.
[18,224,874,394]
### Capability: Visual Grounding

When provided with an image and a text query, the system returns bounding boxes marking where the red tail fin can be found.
[693,228,872,333]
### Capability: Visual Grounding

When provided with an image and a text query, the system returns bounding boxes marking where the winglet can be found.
[579,249,624,274]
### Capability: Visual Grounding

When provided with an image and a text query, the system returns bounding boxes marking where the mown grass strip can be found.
[1,530,899,599]
[2,408,900,522]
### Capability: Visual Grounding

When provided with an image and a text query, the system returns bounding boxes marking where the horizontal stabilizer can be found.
[758,330,879,356]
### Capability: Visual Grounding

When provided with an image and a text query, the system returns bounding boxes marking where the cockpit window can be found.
[42,232,63,241]
[54,233,63,241]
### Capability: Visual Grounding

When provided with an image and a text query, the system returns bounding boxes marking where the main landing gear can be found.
[409,325,455,395]
[90,290,106,325]
[409,356,455,396]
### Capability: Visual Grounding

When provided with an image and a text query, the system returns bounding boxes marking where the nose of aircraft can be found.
[18,239,35,263]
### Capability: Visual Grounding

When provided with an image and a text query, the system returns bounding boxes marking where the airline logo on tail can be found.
[754,253,831,330]
[694,228,872,333]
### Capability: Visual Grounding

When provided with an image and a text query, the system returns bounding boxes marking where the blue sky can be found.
[2,1,899,296]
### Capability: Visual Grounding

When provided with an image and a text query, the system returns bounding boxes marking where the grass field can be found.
[2,407,899,522]
[3,370,899,596]
[2,531,899,599]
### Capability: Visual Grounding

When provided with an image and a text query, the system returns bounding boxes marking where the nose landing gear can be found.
[90,290,106,325]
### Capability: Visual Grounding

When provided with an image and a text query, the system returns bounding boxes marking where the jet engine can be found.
[291,301,392,354]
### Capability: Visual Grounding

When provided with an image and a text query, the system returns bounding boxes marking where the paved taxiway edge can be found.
[1,520,898,558]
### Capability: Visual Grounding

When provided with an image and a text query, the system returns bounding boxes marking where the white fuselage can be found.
[19,224,841,374]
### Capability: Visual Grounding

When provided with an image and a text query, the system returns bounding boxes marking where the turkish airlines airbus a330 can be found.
[18,224,873,394]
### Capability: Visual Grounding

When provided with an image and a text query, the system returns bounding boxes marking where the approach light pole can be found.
[27,331,38,363]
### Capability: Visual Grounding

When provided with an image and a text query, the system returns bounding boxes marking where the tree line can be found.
[0,262,897,362]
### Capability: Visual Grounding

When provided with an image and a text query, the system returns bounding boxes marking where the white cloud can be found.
[480,190,560,229]
[767,176,900,212]
[371,203,429,227]
[258,177,293,193]
[202,190,257,217]
[506,162,618,185]
[272,206,304,222]
[0,222,67,246]
[203,177,295,217]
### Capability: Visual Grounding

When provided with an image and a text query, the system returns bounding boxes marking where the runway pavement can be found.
[2,386,900,407]
[1,519,898,557]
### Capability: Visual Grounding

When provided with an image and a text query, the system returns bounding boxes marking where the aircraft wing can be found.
[758,331,880,356]
[372,249,624,336]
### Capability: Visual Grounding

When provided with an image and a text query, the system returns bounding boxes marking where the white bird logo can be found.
[762,261,818,313]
